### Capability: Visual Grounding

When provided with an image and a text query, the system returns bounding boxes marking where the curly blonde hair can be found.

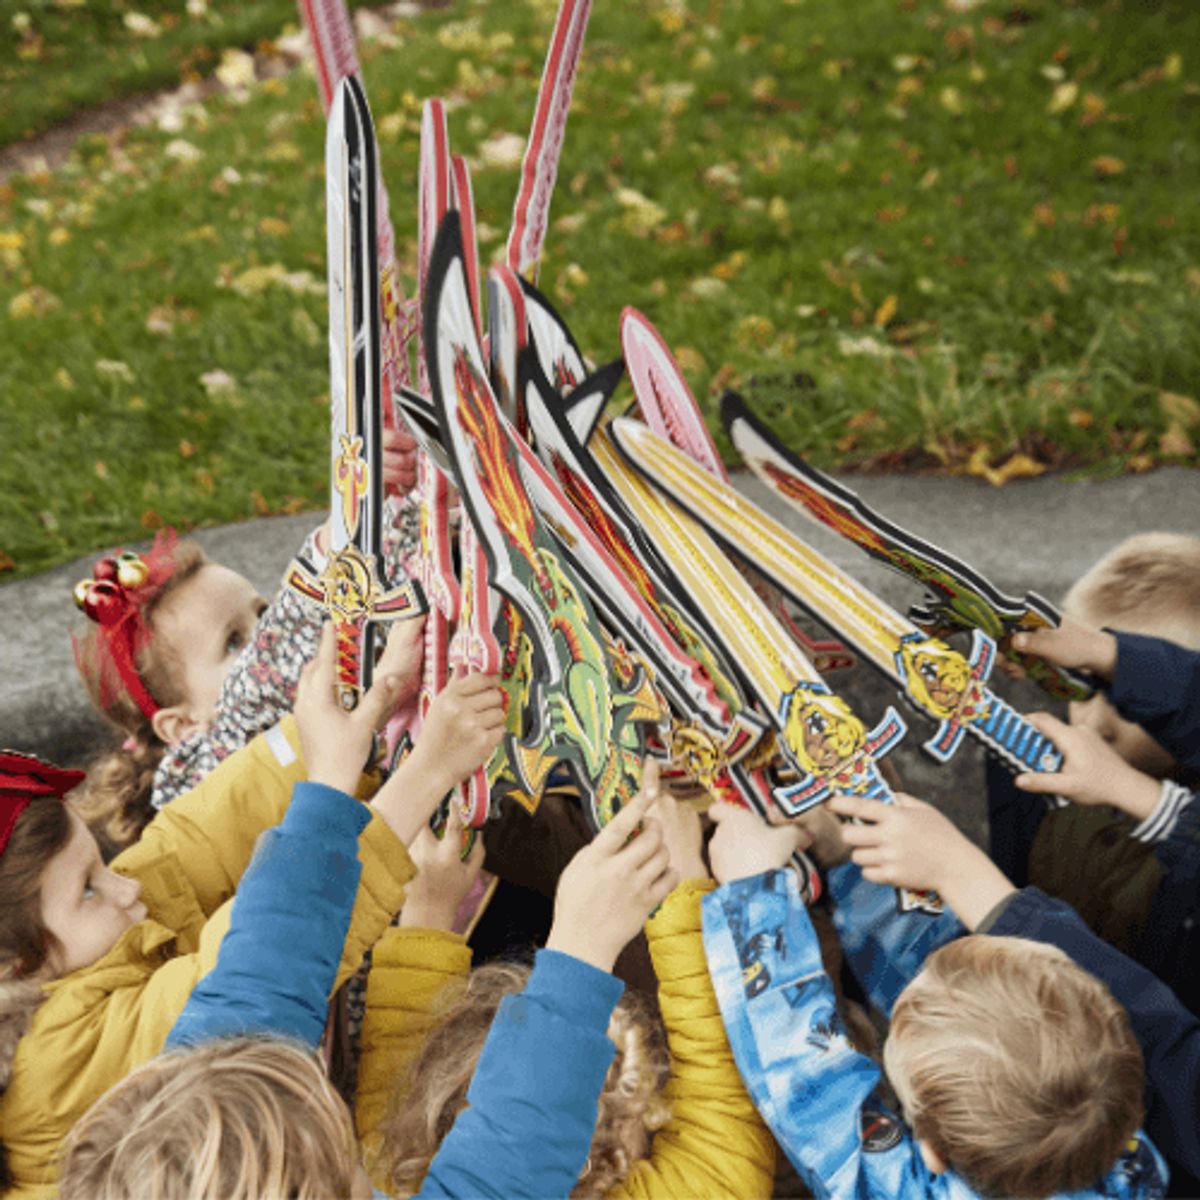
[379,961,671,1197]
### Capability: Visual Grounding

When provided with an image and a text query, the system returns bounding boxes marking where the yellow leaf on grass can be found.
[1091,156,1125,177]
[1158,391,1200,429]
[874,295,898,328]
[1127,454,1155,473]
[1047,82,1078,114]
[8,286,60,319]
[179,440,196,459]
[258,217,290,237]
[1067,408,1093,429]
[1046,270,1071,294]
[1160,424,1196,457]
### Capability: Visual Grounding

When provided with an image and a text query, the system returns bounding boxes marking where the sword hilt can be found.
[970,691,1063,775]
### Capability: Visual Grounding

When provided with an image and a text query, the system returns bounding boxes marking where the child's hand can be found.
[547,784,678,974]
[707,801,806,885]
[646,761,709,881]
[383,426,420,497]
[1012,617,1117,680]
[828,793,1016,930]
[399,806,485,931]
[376,614,426,707]
[1013,712,1162,821]
[793,803,851,869]
[408,672,506,799]
[294,624,407,795]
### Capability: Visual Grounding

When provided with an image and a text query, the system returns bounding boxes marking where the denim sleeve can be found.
[702,870,954,1199]
[827,862,964,1017]
[166,782,368,1049]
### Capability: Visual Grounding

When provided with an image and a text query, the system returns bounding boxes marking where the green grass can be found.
[0,0,373,145]
[1,0,1198,577]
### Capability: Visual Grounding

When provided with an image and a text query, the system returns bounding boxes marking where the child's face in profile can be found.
[39,809,148,976]
[152,563,267,732]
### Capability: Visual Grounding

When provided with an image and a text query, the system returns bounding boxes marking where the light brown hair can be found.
[884,936,1144,1198]
[58,1038,361,1200]
[1064,531,1200,649]
[379,961,670,1198]
[0,798,72,980]
[73,539,207,851]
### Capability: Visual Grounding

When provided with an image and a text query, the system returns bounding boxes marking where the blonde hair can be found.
[1064,532,1200,650]
[884,936,1144,1198]
[380,961,670,1198]
[73,539,207,851]
[58,1038,360,1200]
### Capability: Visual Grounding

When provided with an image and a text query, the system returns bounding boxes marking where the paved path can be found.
[2,467,1197,838]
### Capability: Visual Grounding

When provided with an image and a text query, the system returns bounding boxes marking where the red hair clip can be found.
[0,750,85,859]
[72,532,181,722]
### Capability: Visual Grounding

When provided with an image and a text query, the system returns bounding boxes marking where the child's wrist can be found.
[1112,766,1162,822]
[1087,629,1119,678]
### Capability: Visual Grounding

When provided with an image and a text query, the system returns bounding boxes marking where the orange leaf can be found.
[1159,425,1196,457]
[874,294,898,328]
[1091,155,1125,177]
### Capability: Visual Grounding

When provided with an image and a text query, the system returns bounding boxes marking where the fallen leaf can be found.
[1033,202,1057,227]
[1159,424,1195,457]
[1126,453,1154,473]
[0,550,15,573]
[94,461,108,479]
[54,368,73,389]
[1159,391,1200,428]
[1046,269,1071,294]
[179,440,196,459]
[1067,408,1093,428]
[140,510,164,530]
[1091,155,1125,177]
[258,217,290,237]
[8,286,60,319]
[733,315,776,351]
[874,294,898,327]
[965,448,1047,486]
[1047,81,1078,113]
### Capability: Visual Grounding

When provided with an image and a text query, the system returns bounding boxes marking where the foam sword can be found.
[287,78,425,710]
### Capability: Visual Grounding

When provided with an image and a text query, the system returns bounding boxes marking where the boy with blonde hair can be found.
[700,803,1166,1199]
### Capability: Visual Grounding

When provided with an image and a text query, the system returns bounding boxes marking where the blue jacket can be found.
[702,866,1168,1200]
[167,781,368,1049]
[168,782,625,1199]
[986,886,1200,1196]
[419,949,623,1199]
[1107,632,1200,775]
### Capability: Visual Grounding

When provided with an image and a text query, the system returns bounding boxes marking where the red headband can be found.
[72,530,181,722]
[0,751,85,859]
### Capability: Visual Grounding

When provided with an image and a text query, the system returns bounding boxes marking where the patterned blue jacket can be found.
[702,866,1168,1199]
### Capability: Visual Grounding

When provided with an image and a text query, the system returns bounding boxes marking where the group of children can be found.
[1,454,1197,1199]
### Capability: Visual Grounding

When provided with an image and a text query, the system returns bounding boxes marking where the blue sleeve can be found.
[985,753,1046,887]
[1108,632,1200,774]
[701,870,951,1199]
[416,949,624,1199]
[990,887,1195,1182]
[827,862,964,1016]
[166,782,369,1049]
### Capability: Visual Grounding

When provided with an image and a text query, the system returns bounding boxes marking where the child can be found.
[59,771,679,1199]
[829,790,1199,1194]
[700,799,1166,1199]
[0,620,502,1198]
[980,535,1200,1019]
[72,425,420,848]
[364,764,778,1199]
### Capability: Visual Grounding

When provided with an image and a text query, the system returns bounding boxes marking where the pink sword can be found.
[505,0,592,280]
[446,153,501,827]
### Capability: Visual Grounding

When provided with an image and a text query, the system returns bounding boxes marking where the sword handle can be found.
[971,691,1064,775]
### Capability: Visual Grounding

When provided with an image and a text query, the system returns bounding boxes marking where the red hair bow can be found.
[72,530,181,722]
[0,750,85,858]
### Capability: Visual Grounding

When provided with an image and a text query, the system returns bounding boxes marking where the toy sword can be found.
[611,409,1064,778]
[288,78,425,710]
[618,308,855,674]
[722,393,1092,704]
[424,211,662,829]
[588,423,907,818]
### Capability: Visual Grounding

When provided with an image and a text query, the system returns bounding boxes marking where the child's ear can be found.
[151,705,205,748]
[917,1138,948,1175]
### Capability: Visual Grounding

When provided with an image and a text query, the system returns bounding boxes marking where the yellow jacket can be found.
[356,879,775,1199]
[0,718,412,1199]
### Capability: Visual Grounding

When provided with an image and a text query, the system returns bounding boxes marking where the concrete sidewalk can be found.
[2,467,1197,838]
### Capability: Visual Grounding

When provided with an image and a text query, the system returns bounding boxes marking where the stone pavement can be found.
[2,467,1197,839]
